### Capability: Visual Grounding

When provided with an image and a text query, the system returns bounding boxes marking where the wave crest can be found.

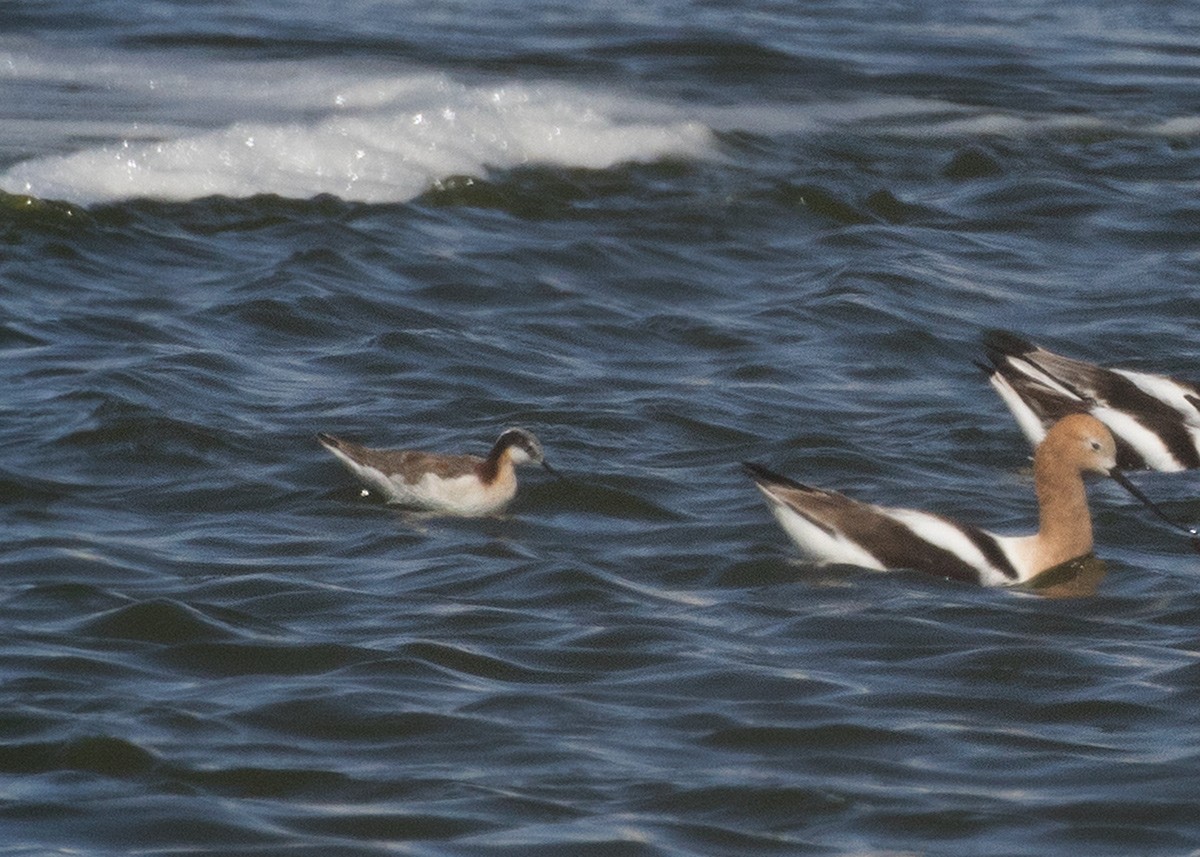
[0,65,713,205]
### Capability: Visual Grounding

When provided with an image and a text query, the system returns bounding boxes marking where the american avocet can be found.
[982,330,1200,471]
[745,414,1192,585]
[317,427,557,516]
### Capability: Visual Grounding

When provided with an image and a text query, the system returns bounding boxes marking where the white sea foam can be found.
[2,99,713,205]
[0,48,715,205]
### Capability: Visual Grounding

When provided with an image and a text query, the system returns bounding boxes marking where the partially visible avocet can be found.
[981,330,1200,472]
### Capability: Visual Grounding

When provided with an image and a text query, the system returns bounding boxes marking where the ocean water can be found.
[3,2,1200,854]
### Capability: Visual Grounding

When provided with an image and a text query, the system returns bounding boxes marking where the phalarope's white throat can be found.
[317,427,557,516]
[745,414,1192,585]
[982,330,1200,472]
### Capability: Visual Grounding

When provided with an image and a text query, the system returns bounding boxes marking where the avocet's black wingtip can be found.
[742,461,784,483]
[742,461,819,493]
[982,329,1037,358]
[742,460,768,477]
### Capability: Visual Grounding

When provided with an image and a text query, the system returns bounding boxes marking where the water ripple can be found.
[4,4,1200,855]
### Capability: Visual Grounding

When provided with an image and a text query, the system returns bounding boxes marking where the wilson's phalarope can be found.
[981,330,1200,471]
[317,427,557,515]
[745,414,1193,585]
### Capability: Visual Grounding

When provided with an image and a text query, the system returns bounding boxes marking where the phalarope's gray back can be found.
[981,330,1200,471]
[317,427,557,516]
[746,414,1188,585]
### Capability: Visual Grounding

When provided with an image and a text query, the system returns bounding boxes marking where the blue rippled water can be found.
[3,2,1200,854]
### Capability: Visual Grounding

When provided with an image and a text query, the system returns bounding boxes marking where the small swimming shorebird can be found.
[745,413,1191,586]
[981,330,1200,471]
[317,427,557,515]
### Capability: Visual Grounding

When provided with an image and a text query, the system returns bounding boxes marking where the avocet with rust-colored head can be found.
[745,414,1195,586]
[317,427,557,516]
